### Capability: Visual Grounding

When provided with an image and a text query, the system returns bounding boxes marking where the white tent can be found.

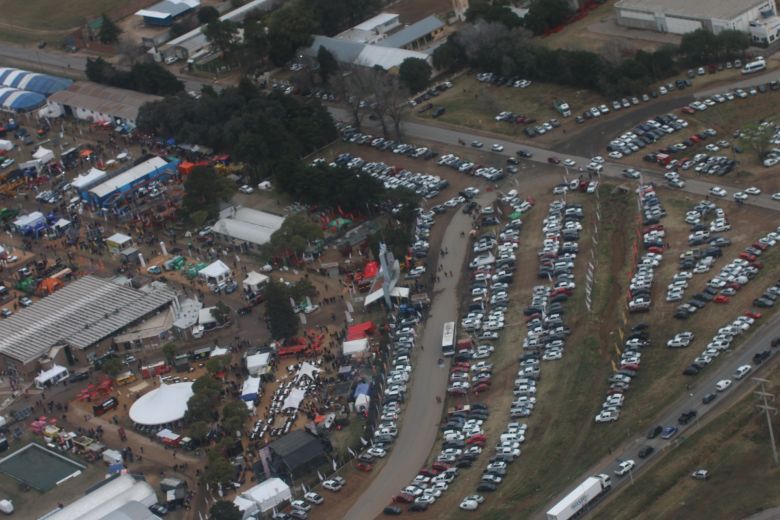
[241,376,261,402]
[33,146,54,164]
[198,307,217,325]
[246,352,271,376]
[243,271,269,293]
[241,478,292,513]
[233,495,259,520]
[342,338,369,357]
[46,474,157,520]
[107,233,133,253]
[72,167,107,190]
[210,346,229,357]
[198,259,231,285]
[295,362,321,382]
[355,393,370,413]
[128,382,193,425]
[34,364,69,389]
[53,218,71,231]
[282,387,306,411]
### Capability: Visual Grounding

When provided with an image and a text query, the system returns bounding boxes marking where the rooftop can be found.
[213,206,285,246]
[354,12,399,32]
[615,0,771,20]
[377,16,444,48]
[89,156,171,199]
[136,0,199,20]
[0,276,176,364]
[48,81,162,122]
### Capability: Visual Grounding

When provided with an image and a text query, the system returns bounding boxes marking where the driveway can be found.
[342,190,495,520]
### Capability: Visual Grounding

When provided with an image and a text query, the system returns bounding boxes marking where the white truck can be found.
[546,474,611,520]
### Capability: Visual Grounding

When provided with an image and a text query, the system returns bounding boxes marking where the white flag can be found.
[317,470,325,482]
[332,459,338,471]
[347,447,356,457]
[302,483,308,494]
[360,437,368,446]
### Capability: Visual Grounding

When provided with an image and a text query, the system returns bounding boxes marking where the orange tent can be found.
[80,149,94,158]
[37,278,63,295]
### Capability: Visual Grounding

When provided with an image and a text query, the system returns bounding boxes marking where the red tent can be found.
[347,321,375,341]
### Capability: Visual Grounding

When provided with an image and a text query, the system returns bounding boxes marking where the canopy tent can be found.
[243,271,269,294]
[241,376,261,402]
[347,321,375,340]
[210,346,229,358]
[128,382,193,425]
[53,218,71,230]
[328,217,352,230]
[233,495,258,519]
[342,338,369,357]
[281,388,306,411]
[246,352,271,376]
[355,393,370,413]
[32,146,54,163]
[241,478,292,513]
[198,259,231,285]
[295,362,321,383]
[353,382,370,399]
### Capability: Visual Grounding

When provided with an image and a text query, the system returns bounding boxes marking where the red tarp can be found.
[363,261,379,280]
[347,321,375,341]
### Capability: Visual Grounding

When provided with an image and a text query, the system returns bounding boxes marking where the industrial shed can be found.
[615,0,774,34]
[0,275,176,373]
[213,206,286,247]
[376,15,445,50]
[45,81,162,127]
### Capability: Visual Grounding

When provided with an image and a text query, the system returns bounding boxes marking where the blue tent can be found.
[0,87,45,112]
[0,68,72,95]
[353,382,370,399]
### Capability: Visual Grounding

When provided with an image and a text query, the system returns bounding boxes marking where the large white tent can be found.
[243,271,269,293]
[295,362,321,383]
[241,478,291,513]
[233,495,259,520]
[198,259,231,285]
[241,376,261,402]
[342,338,369,357]
[46,474,157,520]
[72,167,107,190]
[129,382,193,425]
[246,352,271,376]
[282,388,306,411]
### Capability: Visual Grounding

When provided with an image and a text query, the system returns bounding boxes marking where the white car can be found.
[563,159,576,167]
[460,499,480,511]
[322,479,343,491]
[367,447,387,458]
[614,460,636,476]
[733,191,748,201]
[491,144,504,152]
[304,492,324,505]
[595,410,619,423]
[772,193,780,201]
[239,184,254,194]
[745,186,761,195]
[592,156,605,164]
[710,186,727,197]
[290,500,311,512]
[715,379,732,392]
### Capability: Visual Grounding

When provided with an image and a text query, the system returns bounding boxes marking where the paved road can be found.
[342,190,495,520]
[537,311,780,519]
[743,506,780,520]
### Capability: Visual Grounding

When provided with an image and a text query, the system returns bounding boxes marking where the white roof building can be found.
[72,167,107,190]
[89,157,169,200]
[46,475,157,520]
[128,382,193,425]
[241,478,292,512]
[213,206,286,246]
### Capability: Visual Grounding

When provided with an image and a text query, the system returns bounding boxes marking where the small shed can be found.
[102,448,122,465]
[243,271,269,294]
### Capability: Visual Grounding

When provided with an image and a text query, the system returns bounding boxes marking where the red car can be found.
[740,252,757,262]
[418,468,438,477]
[644,224,664,232]
[473,383,490,394]
[431,462,451,472]
[753,242,769,251]
[751,261,764,269]
[681,106,695,114]
[467,434,487,444]
[621,363,640,371]
[713,295,730,304]
[355,462,373,472]
[647,246,664,255]
[393,494,414,504]
[548,156,561,164]
[746,311,763,319]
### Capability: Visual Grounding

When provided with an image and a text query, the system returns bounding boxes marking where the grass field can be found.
[598,362,780,520]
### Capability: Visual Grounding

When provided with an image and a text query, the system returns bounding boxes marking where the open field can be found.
[598,362,780,520]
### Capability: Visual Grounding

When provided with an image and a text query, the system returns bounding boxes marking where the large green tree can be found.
[264,280,299,339]
[317,46,339,84]
[183,166,235,220]
[204,451,235,485]
[524,0,573,35]
[204,20,240,56]
[398,58,432,95]
[98,14,122,44]
[197,5,220,24]
[210,501,242,520]
[267,5,318,66]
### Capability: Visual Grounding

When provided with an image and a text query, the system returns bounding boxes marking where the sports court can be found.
[0,443,85,492]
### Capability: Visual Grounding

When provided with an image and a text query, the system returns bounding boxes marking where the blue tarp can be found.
[354,382,370,398]
[0,87,45,112]
[0,68,72,95]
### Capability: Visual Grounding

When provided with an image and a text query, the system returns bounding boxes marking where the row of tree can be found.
[86,57,183,96]
[433,21,750,97]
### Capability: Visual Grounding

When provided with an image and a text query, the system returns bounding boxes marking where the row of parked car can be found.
[330,154,449,201]
[606,113,690,160]
[338,123,438,162]
[679,311,760,376]
[629,185,667,313]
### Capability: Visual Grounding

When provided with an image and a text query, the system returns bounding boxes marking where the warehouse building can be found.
[136,0,200,26]
[0,275,177,375]
[84,156,178,207]
[338,13,401,44]
[213,206,286,247]
[45,81,162,128]
[615,0,776,34]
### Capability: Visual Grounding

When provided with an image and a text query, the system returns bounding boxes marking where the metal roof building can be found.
[0,276,176,365]
[46,81,162,126]
[0,68,72,96]
[136,0,200,26]
[376,15,444,49]
[86,156,177,206]
[615,0,775,34]
[305,36,432,71]
[0,87,46,112]
[213,206,286,246]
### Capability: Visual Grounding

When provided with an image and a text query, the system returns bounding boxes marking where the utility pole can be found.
[754,377,779,466]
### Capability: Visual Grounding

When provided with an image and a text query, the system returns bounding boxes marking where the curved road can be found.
[536,310,780,519]
[342,190,495,520]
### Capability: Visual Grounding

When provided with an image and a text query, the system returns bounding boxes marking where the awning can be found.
[343,338,369,356]
[295,362,321,382]
[281,387,306,411]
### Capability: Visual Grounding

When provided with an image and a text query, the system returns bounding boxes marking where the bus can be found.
[442,321,456,357]
[93,396,119,416]
[742,57,766,75]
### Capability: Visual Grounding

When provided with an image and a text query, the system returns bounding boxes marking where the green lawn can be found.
[0,0,127,32]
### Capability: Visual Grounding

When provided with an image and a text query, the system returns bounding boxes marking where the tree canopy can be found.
[210,501,242,520]
[182,166,235,221]
[398,58,432,95]
[680,29,750,65]
[98,14,122,44]
[204,20,241,56]
[524,0,573,35]
[86,58,183,96]
[264,280,299,339]
[197,5,220,24]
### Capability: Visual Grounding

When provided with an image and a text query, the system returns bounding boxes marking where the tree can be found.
[740,122,774,159]
[317,46,338,84]
[188,420,210,444]
[183,166,235,220]
[210,501,242,520]
[222,401,249,433]
[466,0,523,28]
[210,301,232,324]
[98,14,122,44]
[101,357,123,376]
[204,20,240,56]
[206,357,228,375]
[204,451,234,485]
[432,40,466,71]
[398,58,432,95]
[524,0,573,35]
[162,342,177,363]
[264,280,299,339]
[186,391,219,423]
[267,5,318,66]
[192,375,222,398]
[382,74,411,139]
[198,6,220,24]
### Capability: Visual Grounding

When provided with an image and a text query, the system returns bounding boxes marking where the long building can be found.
[615,0,776,34]
[45,81,162,128]
[0,276,176,375]
[84,156,178,207]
